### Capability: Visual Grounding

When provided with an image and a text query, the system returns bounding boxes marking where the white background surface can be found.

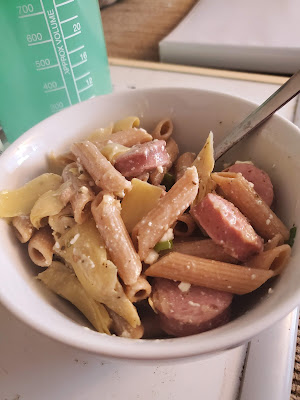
[0,64,299,400]
[159,0,300,73]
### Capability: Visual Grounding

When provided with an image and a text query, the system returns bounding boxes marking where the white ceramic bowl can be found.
[0,88,299,361]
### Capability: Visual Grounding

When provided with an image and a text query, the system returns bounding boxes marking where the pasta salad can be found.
[0,116,294,339]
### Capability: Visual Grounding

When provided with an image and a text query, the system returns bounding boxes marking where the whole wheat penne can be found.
[132,166,199,261]
[12,215,35,243]
[193,132,216,204]
[244,244,291,275]
[264,233,284,251]
[212,172,289,240]
[145,252,273,295]
[71,141,131,197]
[175,152,196,181]
[173,213,196,237]
[91,192,142,285]
[150,137,179,185]
[172,239,239,264]
[93,128,152,150]
[62,163,95,224]
[38,261,112,334]
[28,225,55,267]
[124,275,152,303]
[106,308,144,339]
[152,118,173,141]
[113,116,140,132]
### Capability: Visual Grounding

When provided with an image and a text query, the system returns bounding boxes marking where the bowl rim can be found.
[1,86,300,361]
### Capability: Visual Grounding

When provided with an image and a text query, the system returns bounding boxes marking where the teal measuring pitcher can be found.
[0,0,112,142]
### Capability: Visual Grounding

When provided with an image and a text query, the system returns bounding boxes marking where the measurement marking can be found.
[44,86,65,93]
[56,0,74,7]
[61,15,78,24]
[53,0,81,102]
[64,31,81,40]
[78,84,93,94]
[40,0,71,105]
[19,11,44,18]
[68,45,84,55]
[28,39,52,46]
[37,64,59,71]
[75,71,90,81]
[71,59,87,68]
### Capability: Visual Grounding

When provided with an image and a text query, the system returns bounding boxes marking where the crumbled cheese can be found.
[54,242,60,249]
[268,288,274,294]
[251,274,256,280]
[148,222,152,226]
[144,249,159,265]
[272,164,276,168]
[188,301,200,307]
[269,214,273,220]
[235,160,254,165]
[160,228,174,242]
[178,282,191,293]
[266,219,271,225]
[186,265,191,270]
[248,182,254,188]
[79,186,88,194]
[70,233,80,245]
[157,166,164,173]
[227,285,232,289]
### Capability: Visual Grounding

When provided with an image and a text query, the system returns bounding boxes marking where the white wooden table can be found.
[0,60,298,400]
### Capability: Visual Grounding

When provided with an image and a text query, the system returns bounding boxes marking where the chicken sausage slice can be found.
[190,193,263,261]
[224,163,274,206]
[114,140,170,178]
[151,278,233,337]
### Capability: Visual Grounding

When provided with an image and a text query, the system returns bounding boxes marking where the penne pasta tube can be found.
[172,238,239,263]
[132,166,199,261]
[193,131,215,204]
[12,215,35,243]
[91,192,142,286]
[113,116,140,132]
[106,308,144,339]
[244,244,291,276]
[55,218,141,327]
[124,275,152,303]
[149,137,179,186]
[175,152,196,181]
[152,118,173,141]
[71,141,131,197]
[264,233,284,251]
[145,252,274,295]
[48,151,76,175]
[173,213,196,237]
[93,128,152,150]
[0,173,62,218]
[212,172,290,240]
[38,261,112,334]
[28,225,55,267]
[62,163,95,224]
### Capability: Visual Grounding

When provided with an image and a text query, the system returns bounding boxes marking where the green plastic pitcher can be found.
[0,0,112,142]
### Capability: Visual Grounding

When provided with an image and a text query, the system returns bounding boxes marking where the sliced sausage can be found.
[224,163,274,206]
[151,278,233,337]
[190,193,263,261]
[114,140,170,178]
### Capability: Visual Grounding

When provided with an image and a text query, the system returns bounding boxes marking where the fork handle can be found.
[215,69,300,160]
